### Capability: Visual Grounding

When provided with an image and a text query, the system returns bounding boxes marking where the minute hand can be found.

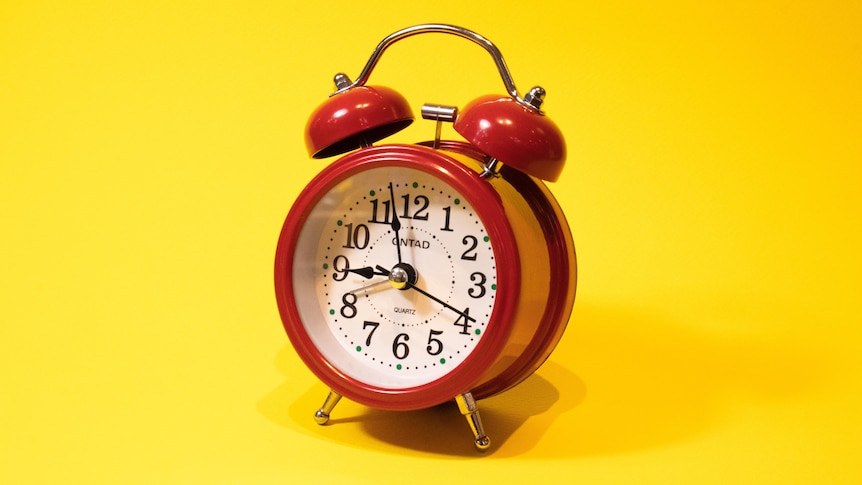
[410,285,475,323]
[374,264,475,322]
[375,264,476,323]
[388,182,403,264]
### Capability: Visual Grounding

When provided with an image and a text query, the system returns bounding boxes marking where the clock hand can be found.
[349,278,391,295]
[374,265,476,323]
[345,266,390,294]
[409,284,476,324]
[345,266,389,279]
[388,182,403,264]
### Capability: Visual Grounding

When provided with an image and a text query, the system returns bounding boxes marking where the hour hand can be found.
[346,266,389,279]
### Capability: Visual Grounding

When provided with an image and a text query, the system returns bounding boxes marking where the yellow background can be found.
[2,1,860,483]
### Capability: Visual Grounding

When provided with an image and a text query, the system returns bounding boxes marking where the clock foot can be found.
[455,392,491,451]
[313,390,342,425]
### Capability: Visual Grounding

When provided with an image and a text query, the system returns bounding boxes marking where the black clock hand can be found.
[410,285,476,324]
[346,266,389,279]
[374,265,476,324]
[388,182,403,264]
[345,266,390,295]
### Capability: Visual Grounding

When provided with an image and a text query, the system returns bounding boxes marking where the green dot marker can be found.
[396,364,402,370]
[355,346,362,352]
[475,329,481,335]
[491,284,497,290]
[336,220,343,226]
[329,309,335,315]
[454,198,461,205]
[484,236,490,242]
[369,190,376,196]
[412,182,418,188]
[322,263,329,270]
[440,358,446,364]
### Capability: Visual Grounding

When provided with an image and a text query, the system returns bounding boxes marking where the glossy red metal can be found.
[275,145,521,410]
[304,85,414,158]
[454,95,566,182]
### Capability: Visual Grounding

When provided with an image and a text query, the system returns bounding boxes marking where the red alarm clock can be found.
[274,24,576,450]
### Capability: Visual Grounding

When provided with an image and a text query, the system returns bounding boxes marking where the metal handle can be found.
[331,24,545,111]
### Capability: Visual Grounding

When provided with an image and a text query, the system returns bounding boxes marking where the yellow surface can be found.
[2,1,860,483]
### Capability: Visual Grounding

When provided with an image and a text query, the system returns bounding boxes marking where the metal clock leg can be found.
[455,392,491,451]
[313,389,343,425]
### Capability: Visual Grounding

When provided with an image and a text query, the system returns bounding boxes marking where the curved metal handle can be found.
[331,24,545,111]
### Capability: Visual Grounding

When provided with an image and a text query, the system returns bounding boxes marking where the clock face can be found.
[290,163,501,390]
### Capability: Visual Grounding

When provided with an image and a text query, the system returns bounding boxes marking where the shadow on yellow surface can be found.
[260,301,828,458]
[257,344,582,457]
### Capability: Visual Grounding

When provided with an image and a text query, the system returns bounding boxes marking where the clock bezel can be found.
[275,144,522,410]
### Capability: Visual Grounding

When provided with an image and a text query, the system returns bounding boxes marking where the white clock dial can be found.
[292,166,499,389]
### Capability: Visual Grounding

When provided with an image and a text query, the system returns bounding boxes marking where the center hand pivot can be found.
[375,264,416,290]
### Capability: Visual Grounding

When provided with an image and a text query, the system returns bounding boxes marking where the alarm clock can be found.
[274,24,576,451]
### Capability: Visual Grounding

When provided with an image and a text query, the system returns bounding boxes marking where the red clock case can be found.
[274,142,576,411]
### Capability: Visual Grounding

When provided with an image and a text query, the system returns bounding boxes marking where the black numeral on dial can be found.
[441,206,454,232]
[368,199,391,224]
[461,235,479,261]
[342,223,369,249]
[340,293,358,318]
[369,193,431,224]
[468,272,487,298]
[426,329,444,356]
[453,308,475,335]
[362,321,379,346]
[401,194,429,220]
[332,255,350,281]
[392,333,410,360]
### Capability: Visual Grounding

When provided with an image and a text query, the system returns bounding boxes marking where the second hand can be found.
[349,278,390,295]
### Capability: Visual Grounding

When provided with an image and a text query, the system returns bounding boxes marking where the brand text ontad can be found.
[392,237,430,249]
